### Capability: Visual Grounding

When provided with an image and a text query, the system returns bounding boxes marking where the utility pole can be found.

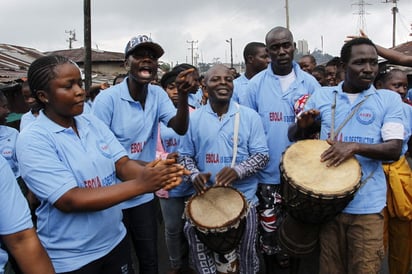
[65,30,77,49]
[285,0,290,29]
[226,38,233,68]
[321,35,324,54]
[83,0,92,93]
[186,40,198,66]
[352,0,371,32]
[383,0,399,47]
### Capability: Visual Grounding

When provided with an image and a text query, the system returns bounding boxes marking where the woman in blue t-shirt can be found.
[16,55,188,274]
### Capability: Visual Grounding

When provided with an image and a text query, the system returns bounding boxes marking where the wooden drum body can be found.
[280,140,362,224]
[185,186,248,254]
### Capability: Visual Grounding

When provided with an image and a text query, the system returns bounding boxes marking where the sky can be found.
[1,0,412,66]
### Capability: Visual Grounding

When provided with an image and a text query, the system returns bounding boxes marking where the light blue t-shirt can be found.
[239,61,320,185]
[0,156,33,273]
[188,88,203,108]
[407,89,412,101]
[19,111,37,131]
[16,112,128,273]
[232,73,249,103]
[0,126,19,178]
[179,101,269,203]
[399,102,412,155]
[92,78,177,209]
[304,83,404,214]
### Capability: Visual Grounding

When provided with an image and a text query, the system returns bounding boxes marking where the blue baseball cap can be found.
[124,35,164,59]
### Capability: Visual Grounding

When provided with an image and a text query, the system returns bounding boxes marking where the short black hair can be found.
[312,65,326,75]
[300,54,316,64]
[340,37,377,64]
[325,56,341,67]
[160,63,197,89]
[243,42,266,62]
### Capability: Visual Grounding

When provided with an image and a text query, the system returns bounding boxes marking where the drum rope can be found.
[330,93,371,140]
[331,92,377,189]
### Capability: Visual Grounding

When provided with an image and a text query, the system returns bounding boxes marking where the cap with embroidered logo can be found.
[124,35,164,59]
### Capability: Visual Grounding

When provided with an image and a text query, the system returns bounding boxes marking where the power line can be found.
[65,29,77,49]
[352,0,371,32]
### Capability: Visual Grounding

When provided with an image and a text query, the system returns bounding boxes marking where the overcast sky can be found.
[1,0,411,65]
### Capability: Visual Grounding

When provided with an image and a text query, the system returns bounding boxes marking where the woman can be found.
[16,55,188,274]
[156,64,199,274]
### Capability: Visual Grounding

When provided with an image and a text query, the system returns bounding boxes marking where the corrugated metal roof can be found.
[45,48,125,63]
[0,44,125,83]
[392,41,412,56]
[0,44,45,83]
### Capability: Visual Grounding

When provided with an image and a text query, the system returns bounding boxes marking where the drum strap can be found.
[331,92,377,188]
[231,103,240,168]
[330,93,371,140]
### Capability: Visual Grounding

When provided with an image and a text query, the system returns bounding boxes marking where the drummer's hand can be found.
[215,167,238,187]
[175,68,200,94]
[296,109,320,129]
[321,139,358,167]
[193,173,211,194]
[166,152,179,161]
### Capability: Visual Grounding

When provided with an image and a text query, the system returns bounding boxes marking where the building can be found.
[0,44,127,129]
[45,47,126,85]
[297,39,309,55]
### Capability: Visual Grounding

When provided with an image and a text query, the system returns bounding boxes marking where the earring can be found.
[44,99,49,103]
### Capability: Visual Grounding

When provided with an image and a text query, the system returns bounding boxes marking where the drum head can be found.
[187,186,247,230]
[282,140,361,196]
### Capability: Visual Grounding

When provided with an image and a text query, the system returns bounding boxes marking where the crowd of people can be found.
[0,25,411,274]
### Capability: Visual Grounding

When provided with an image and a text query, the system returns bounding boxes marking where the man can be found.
[324,57,341,86]
[298,54,317,74]
[312,65,328,86]
[179,64,269,273]
[239,26,320,271]
[290,37,404,273]
[0,155,55,274]
[232,42,270,103]
[92,34,198,274]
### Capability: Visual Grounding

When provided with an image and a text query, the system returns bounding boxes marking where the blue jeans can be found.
[159,196,190,269]
[122,199,158,274]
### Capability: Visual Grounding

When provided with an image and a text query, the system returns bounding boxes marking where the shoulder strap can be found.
[231,103,240,168]
[330,93,371,140]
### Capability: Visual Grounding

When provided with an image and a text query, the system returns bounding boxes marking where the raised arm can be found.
[347,30,412,67]
[168,68,199,135]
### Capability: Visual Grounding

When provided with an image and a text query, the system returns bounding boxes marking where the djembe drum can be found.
[278,139,362,256]
[185,186,248,255]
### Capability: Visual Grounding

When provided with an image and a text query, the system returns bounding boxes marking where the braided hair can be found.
[27,55,74,108]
